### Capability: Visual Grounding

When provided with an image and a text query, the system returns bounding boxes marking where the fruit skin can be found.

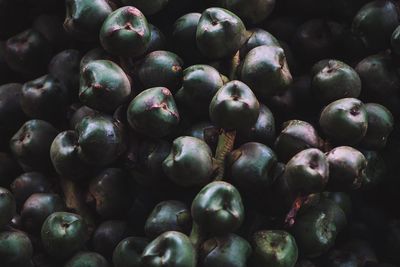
[50,131,92,179]
[127,87,179,138]
[137,51,184,93]
[10,120,59,172]
[391,25,400,55]
[199,233,252,267]
[0,231,33,266]
[113,237,149,267]
[20,74,69,121]
[275,120,321,163]
[282,148,329,195]
[64,0,112,42]
[100,6,151,57]
[80,47,116,70]
[311,60,361,104]
[41,212,88,260]
[64,252,109,267]
[145,200,191,239]
[87,168,131,218]
[250,230,298,267]
[361,150,386,188]
[226,142,278,195]
[75,115,126,166]
[147,24,166,53]
[172,13,202,64]
[323,250,359,267]
[209,80,260,131]
[141,231,196,267]
[217,0,275,24]
[79,60,131,113]
[192,181,244,235]
[4,29,52,76]
[0,83,26,149]
[291,208,337,258]
[0,187,16,229]
[196,8,247,59]
[326,146,367,191]
[185,122,220,151]
[21,193,65,234]
[360,103,394,150]
[92,220,131,259]
[10,172,51,209]
[352,0,399,51]
[319,98,368,145]
[121,0,169,15]
[240,45,292,99]
[175,64,224,117]
[239,28,280,59]
[163,136,214,187]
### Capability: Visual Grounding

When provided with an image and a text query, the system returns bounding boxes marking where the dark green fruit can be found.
[137,51,183,93]
[121,0,168,15]
[361,103,393,150]
[21,193,65,234]
[239,28,280,59]
[141,231,196,267]
[250,230,298,267]
[0,187,16,229]
[4,29,52,75]
[145,200,191,239]
[50,130,92,179]
[163,136,214,187]
[311,60,361,104]
[356,53,400,115]
[209,80,259,131]
[0,231,33,266]
[127,139,170,186]
[175,64,224,117]
[113,237,149,267]
[352,0,399,51]
[147,24,166,53]
[196,7,247,59]
[199,234,252,267]
[76,115,126,166]
[217,0,275,24]
[0,152,21,187]
[65,252,109,267]
[391,25,400,55]
[172,13,202,63]
[127,87,179,138]
[80,47,116,70]
[41,212,88,260]
[327,146,367,191]
[240,45,292,99]
[100,6,151,57]
[79,60,131,113]
[185,122,219,150]
[324,250,358,267]
[33,14,70,51]
[64,0,112,41]
[319,98,368,145]
[0,83,26,149]
[361,150,386,188]
[237,104,275,146]
[192,181,244,235]
[315,198,347,232]
[48,49,81,95]
[226,142,278,194]
[21,74,69,121]
[87,168,131,218]
[92,220,131,259]
[324,192,352,217]
[282,148,329,195]
[275,120,321,163]
[291,208,337,258]
[10,172,51,209]
[10,120,58,172]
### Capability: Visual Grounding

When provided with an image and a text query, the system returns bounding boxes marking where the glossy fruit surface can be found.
[113,237,149,267]
[0,187,16,228]
[64,252,109,267]
[0,231,33,266]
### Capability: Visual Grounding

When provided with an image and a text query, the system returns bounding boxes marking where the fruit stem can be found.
[59,176,96,234]
[214,130,236,181]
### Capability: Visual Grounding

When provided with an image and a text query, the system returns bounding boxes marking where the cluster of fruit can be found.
[0,0,400,267]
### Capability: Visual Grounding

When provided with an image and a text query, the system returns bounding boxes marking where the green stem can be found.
[214,130,236,181]
[59,177,96,234]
